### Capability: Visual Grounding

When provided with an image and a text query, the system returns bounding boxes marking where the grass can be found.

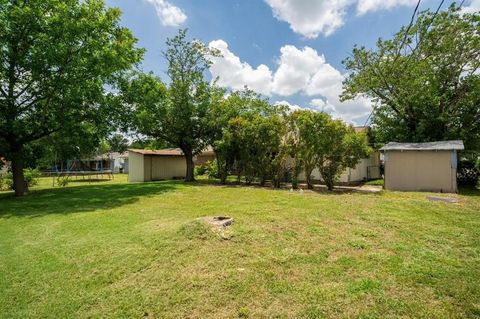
[365,178,384,186]
[1,175,480,318]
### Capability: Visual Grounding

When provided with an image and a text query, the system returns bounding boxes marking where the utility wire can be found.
[362,0,447,128]
[362,0,422,127]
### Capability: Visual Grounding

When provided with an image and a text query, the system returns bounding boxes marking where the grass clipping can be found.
[179,218,233,241]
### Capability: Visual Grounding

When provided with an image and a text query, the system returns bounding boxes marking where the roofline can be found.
[380,140,464,151]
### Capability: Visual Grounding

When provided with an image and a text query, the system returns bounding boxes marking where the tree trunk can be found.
[11,148,28,196]
[184,149,195,182]
[218,158,228,184]
[259,176,266,187]
[325,178,334,191]
[305,166,314,190]
[292,163,300,189]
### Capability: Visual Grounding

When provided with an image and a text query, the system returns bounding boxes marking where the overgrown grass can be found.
[1,175,479,318]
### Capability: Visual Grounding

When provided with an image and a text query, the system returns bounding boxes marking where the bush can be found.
[205,159,219,180]
[194,165,207,177]
[24,168,41,187]
[458,159,479,186]
[0,174,5,191]
[56,175,70,187]
[0,168,41,190]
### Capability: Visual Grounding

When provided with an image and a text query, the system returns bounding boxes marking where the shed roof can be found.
[380,140,464,151]
[128,148,185,156]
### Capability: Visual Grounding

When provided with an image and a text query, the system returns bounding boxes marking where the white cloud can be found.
[265,0,351,38]
[265,0,419,38]
[356,0,417,15]
[144,0,187,27]
[274,100,303,112]
[209,40,273,96]
[209,40,372,124]
[462,0,480,13]
[272,46,326,95]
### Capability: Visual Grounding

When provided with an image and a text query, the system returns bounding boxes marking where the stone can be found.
[427,196,459,204]
[202,216,234,228]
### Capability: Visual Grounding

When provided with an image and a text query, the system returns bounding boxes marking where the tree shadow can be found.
[0,181,180,219]
[459,185,480,197]
[191,179,382,195]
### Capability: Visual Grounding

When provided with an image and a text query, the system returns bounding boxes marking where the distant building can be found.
[53,152,129,174]
[128,148,214,182]
[95,152,129,173]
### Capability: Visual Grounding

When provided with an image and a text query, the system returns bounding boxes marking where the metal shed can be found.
[380,140,464,193]
[128,148,187,182]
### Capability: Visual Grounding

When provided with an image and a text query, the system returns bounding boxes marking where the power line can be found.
[362,0,447,128]
[362,0,422,127]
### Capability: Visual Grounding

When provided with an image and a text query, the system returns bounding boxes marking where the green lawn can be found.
[1,176,479,318]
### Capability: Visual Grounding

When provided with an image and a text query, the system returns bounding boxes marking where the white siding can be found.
[128,152,145,182]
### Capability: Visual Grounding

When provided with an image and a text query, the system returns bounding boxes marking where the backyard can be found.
[0,176,479,318]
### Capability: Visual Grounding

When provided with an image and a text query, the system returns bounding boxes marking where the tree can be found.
[288,110,328,189]
[342,5,480,154]
[207,89,278,184]
[0,0,143,196]
[120,30,220,182]
[108,134,129,154]
[316,120,371,191]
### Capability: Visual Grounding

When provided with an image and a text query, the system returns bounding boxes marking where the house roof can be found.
[128,148,185,156]
[94,152,129,160]
[380,140,464,151]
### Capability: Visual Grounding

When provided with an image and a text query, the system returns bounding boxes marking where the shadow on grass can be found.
[192,179,382,195]
[459,185,480,197]
[0,181,180,219]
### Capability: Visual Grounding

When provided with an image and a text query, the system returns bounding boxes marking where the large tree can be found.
[121,30,220,182]
[0,0,142,196]
[342,5,480,154]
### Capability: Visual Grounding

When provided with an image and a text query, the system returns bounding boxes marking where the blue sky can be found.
[105,0,477,124]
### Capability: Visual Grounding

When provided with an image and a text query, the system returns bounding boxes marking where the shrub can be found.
[4,172,13,190]
[0,168,41,190]
[24,168,41,187]
[205,159,219,180]
[458,159,479,186]
[0,174,5,191]
[194,165,207,177]
[56,175,70,187]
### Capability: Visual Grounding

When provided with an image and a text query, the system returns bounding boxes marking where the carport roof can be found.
[380,140,464,151]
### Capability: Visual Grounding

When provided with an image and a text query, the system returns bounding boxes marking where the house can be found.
[292,151,381,184]
[52,152,128,174]
[95,152,129,173]
[194,147,215,166]
[380,140,464,193]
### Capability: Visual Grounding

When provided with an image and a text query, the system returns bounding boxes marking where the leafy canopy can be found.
[342,4,480,154]
[0,0,142,195]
